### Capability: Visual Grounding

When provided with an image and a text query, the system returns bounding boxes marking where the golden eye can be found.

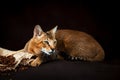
[44,40,49,45]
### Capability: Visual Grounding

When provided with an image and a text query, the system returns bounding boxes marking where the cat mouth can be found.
[41,51,50,55]
[41,49,56,56]
[41,48,56,55]
[41,51,55,55]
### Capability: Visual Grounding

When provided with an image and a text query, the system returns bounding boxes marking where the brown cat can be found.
[0,25,105,71]
[0,25,58,68]
[55,29,105,61]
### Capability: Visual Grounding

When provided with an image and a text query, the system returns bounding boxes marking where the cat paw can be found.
[30,58,42,67]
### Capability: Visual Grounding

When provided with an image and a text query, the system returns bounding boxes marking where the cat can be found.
[55,29,105,61]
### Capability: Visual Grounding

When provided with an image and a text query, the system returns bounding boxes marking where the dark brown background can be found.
[0,0,113,60]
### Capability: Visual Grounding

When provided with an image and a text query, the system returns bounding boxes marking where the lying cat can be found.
[56,29,105,61]
[0,25,105,71]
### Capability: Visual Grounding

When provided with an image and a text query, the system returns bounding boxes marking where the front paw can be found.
[30,58,42,67]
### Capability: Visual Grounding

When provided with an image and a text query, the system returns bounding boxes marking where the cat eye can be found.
[44,40,49,45]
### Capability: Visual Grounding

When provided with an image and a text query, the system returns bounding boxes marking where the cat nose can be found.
[49,49,55,54]
[52,49,56,53]
[51,49,54,51]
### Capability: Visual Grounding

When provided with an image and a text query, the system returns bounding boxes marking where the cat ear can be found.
[50,25,58,34]
[33,25,43,37]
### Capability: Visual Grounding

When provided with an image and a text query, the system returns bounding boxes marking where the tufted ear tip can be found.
[33,25,43,36]
[51,25,58,34]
